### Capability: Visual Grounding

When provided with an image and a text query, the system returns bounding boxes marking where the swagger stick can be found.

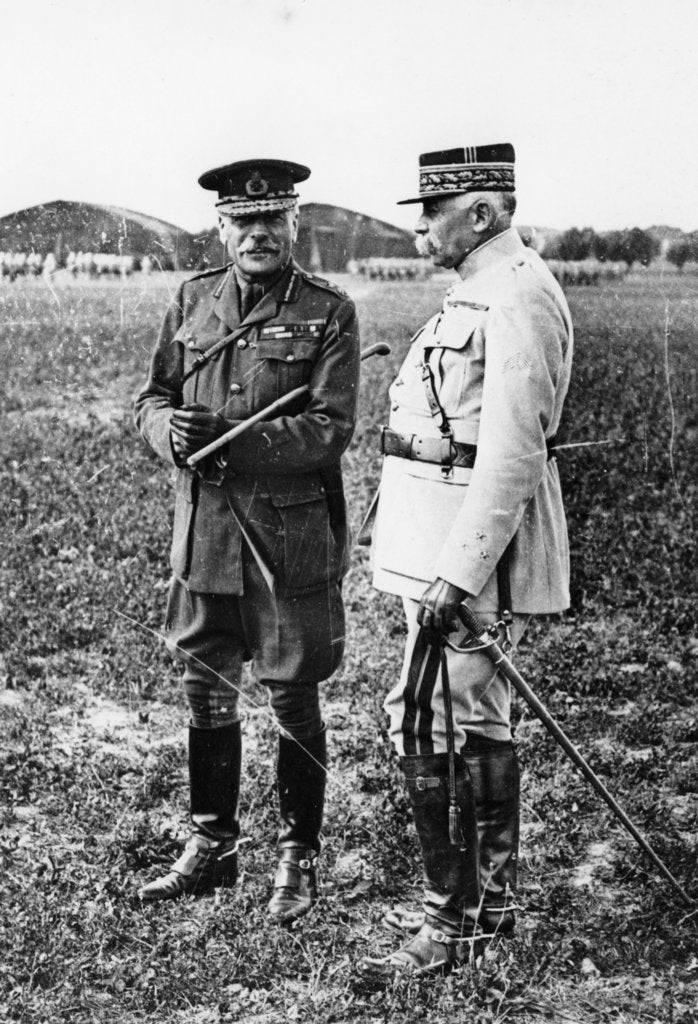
[187,342,391,467]
[188,386,309,466]
[456,604,695,907]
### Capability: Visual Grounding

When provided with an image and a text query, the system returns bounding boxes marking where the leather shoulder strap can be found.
[420,357,455,477]
[181,324,250,383]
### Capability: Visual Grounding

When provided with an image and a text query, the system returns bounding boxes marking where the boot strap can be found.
[425,920,485,945]
[429,929,468,946]
[274,851,317,889]
[371,921,484,972]
[172,835,239,877]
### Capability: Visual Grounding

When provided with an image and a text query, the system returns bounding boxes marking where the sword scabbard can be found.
[456,603,695,908]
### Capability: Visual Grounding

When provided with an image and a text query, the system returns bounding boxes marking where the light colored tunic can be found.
[372,227,573,615]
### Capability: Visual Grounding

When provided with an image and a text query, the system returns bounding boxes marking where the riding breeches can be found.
[385,598,529,755]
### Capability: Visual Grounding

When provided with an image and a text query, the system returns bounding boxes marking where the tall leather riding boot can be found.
[267,727,326,924]
[138,722,242,901]
[369,753,482,973]
[464,732,520,936]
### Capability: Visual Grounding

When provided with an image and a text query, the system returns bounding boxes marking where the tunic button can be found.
[392,403,399,411]
[286,353,295,362]
[237,339,248,349]
[187,341,196,349]
[230,383,242,394]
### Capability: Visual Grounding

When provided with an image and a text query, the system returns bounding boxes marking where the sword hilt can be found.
[457,603,489,641]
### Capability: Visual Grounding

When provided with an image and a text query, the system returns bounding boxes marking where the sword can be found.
[455,603,695,908]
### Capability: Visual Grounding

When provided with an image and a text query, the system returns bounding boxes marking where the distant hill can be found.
[0,199,418,273]
[0,199,200,269]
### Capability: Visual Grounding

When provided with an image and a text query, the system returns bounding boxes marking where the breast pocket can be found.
[428,307,485,416]
[268,480,340,595]
[255,338,322,402]
[174,329,226,405]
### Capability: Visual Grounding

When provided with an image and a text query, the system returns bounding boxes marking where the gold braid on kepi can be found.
[199,158,310,216]
[398,143,515,205]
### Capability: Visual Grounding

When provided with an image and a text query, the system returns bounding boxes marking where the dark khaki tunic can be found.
[135,260,360,598]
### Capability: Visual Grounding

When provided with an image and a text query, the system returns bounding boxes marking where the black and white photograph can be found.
[1,1,696,1021]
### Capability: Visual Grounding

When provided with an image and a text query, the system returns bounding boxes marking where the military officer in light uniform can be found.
[134,159,360,923]
[369,144,573,972]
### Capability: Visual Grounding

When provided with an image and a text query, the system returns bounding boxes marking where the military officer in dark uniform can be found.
[134,158,360,923]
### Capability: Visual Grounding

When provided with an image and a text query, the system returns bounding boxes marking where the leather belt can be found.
[381,427,477,468]
[380,426,557,467]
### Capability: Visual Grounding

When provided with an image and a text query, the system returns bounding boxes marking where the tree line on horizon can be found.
[541,226,659,269]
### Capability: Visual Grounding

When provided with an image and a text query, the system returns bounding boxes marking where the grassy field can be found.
[0,266,696,1024]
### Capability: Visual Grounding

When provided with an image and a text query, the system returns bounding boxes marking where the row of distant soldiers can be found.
[545,258,629,287]
[347,256,434,280]
[348,255,629,287]
[1,250,631,288]
[0,251,157,281]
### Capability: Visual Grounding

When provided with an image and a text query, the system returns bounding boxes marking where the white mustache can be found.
[415,235,437,258]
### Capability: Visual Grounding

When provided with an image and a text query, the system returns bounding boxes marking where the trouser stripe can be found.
[402,629,440,755]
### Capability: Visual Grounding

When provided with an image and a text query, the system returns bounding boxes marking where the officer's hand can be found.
[170,404,230,457]
[418,578,468,642]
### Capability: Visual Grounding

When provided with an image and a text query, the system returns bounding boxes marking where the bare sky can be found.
[2,0,697,234]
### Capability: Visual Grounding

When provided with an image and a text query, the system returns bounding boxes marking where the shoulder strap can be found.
[420,357,455,477]
[181,324,250,383]
[187,263,233,284]
[298,267,349,300]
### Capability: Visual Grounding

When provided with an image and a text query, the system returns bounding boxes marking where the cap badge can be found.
[246,172,268,197]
